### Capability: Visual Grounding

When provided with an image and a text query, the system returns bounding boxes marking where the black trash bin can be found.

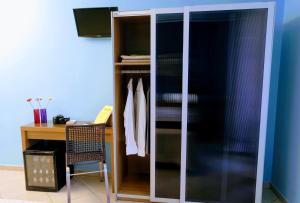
[23,140,67,192]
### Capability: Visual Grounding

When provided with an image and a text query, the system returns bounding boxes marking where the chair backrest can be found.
[66,124,106,165]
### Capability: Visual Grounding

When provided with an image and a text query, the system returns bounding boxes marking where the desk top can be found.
[21,122,113,134]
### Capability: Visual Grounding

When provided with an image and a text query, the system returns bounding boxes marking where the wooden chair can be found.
[65,124,110,203]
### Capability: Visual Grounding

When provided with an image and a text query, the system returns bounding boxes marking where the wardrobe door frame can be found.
[180,3,275,203]
[150,7,184,203]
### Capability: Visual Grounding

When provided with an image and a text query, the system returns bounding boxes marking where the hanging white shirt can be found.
[123,79,138,155]
[135,78,146,157]
[145,87,150,155]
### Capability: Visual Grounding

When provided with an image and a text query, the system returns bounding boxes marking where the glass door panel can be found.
[186,9,268,203]
[155,13,183,199]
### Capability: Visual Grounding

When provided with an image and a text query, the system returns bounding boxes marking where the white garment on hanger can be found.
[134,78,146,157]
[145,87,150,155]
[123,79,138,155]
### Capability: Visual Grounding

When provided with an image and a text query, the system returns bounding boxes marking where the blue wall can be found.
[263,0,285,182]
[272,0,300,202]
[0,0,283,181]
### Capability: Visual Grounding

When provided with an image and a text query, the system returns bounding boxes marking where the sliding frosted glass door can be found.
[185,9,268,203]
[154,13,183,200]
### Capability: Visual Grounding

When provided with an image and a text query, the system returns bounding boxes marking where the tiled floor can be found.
[0,169,282,203]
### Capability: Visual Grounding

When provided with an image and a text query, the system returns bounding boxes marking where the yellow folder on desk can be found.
[94,105,113,124]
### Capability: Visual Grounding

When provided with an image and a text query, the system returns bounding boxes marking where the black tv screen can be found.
[73,7,117,37]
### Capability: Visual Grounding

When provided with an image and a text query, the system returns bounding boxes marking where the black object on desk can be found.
[53,115,70,124]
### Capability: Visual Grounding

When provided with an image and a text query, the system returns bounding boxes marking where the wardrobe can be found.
[112,2,275,203]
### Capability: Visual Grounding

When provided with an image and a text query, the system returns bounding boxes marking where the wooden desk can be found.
[20,122,114,192]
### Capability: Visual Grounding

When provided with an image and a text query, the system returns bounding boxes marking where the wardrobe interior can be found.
[113,15,151,195]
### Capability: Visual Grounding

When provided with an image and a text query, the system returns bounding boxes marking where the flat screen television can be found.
[73,7,118,37]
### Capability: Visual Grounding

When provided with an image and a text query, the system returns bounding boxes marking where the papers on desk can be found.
[94,105,113,124]
[66,120,77,125]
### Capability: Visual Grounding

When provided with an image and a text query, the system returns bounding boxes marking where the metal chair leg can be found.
[99,162,104,182]
[66,166,71,203]
[103,163,110,203]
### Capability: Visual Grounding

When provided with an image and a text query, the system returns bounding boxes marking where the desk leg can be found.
[21,130,29,151]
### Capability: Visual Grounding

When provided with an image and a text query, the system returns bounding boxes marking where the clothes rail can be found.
[121,70,150,74]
